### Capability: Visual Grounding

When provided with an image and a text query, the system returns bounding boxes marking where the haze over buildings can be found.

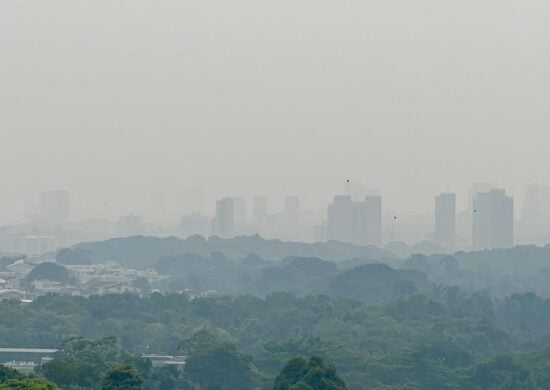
[0,1,550,254]
[1,1,550,223]
[435,193,456,250]
[473,189,514,250]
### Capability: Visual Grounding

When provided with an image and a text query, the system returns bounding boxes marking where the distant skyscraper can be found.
[364,195,382,246]
[283,196,301,226]
[344,180,380,201]
[233,197,248,227]
[352,201,368,244]
[40,190,70,225]
[327,195,382,246]
[327,196,355,243]
[213,197,235,238]
[253,197,268,227]
[468,183,498,210]
[473,189,514,250]
[435,193,456,250]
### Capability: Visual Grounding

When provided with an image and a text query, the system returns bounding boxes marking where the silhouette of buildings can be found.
[327,196,355,243]
[253,197,268,228]
[435,193,456,250]
[326,195,382,246]
[233,197,248,227]
[473,189,513,250]
[364,195,382,246]
[213,198,235,238]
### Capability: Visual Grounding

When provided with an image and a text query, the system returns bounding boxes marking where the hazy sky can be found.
[1,0,549,220]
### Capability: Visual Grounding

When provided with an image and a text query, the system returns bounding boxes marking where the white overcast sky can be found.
[1,0,549,220]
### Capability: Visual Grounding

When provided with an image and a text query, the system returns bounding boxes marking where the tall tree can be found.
[274,357,347,390]
[100,364,143,390]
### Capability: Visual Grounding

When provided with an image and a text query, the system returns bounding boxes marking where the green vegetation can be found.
[274,357,347,390]
[1,289,550,388]
[0,378,59,390]
[100,364,142,390]
[4,239,550,388]
[24,262,74,288]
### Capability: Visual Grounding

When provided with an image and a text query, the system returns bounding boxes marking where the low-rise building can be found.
[0,289,25,301]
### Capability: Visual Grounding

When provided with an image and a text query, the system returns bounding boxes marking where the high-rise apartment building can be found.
[364,195,382,246]
[327,196,355,243]
[253,197,268,227]
[473,189,513,250]
[213,197,235,238]
[326,195,382,246]
[435,193,456,250]
[233,197,248,227]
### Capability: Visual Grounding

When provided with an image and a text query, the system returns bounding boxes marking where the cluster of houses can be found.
[0,258,160,301]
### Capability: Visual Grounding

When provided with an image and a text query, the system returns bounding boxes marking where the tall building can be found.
[435,193,456,250]
[344,180,380,201]
[364,195,382,246]
[468,183,498,210]
[326,195,382,246]
[253,197,268,227]
[473,189,514,250]
[456,183,498,247]
[40,190,70,226]
[233,197,248,227]
[327,196,355,243]
[213,198,234,238]
[283,196,301,226]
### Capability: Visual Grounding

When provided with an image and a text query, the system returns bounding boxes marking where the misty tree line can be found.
[2,289,550,388]
[4,237,550,388]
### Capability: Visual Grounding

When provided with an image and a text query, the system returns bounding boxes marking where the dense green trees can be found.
[39,337,138,388]
[0,378,60,390]
[0,367,58,390]
[0,366,22,382]
[3,289,550,388]
[56,248,93,265]
[36,337,189,390]
[274,357,347,390]
[180,331,259,389]
[24,262,74,287]
[100,365,142,390]
[9,238,550,388]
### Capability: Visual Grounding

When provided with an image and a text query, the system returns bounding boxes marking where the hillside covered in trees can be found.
[3,237,550,388]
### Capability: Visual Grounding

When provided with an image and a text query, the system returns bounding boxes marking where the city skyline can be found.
[0,180,544,223]
[2,1,550,222]
[7,181,550,257]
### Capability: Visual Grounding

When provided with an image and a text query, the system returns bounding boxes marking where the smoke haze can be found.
[1,0,549,219]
